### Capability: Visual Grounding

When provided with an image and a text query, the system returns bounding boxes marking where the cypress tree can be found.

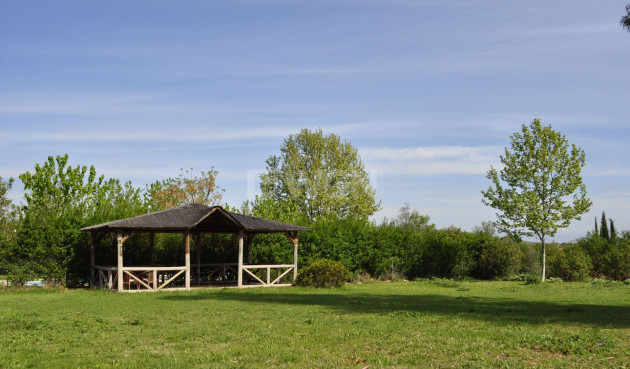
[594,217,598,235]
[610,218,617,240]
[600,212,610,240]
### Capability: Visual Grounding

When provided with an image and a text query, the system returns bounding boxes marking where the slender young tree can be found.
[600,212,610,241]
[482,119,592,281]
[594,217,598,235]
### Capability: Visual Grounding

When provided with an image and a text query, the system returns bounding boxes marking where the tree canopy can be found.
[481,119,591,281]
[146,167,223,211]
[260,128,380,221]
[13,154,146,284]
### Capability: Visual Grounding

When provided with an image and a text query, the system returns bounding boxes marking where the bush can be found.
[295,259,351,288]
[473,237,523,279]
[1,259,41,287]
[525,275,541,284]
[548,245,592,281]
[601,240,630,281]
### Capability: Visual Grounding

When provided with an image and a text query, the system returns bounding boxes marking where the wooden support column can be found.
[293,237,298,283]
[196,233,201,286]
[285,232,299,283]
[185,232,191,290]
[238,230,244,287]
[90,232,96,288]
[117,231,123,291]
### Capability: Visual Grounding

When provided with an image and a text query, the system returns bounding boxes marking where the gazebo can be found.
[82,203,309,292]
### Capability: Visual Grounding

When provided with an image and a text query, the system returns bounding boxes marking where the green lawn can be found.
[1,280,629,368]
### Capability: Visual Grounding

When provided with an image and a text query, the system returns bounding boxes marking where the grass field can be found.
[1,280,629,368]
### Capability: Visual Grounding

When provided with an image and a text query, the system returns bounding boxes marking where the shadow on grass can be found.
[159,288,630,328]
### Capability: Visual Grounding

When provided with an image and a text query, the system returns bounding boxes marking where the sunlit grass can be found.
[1,281,629,368]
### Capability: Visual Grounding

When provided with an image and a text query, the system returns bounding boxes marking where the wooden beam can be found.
[284,231,298,246]
[272,267,294,285]
[121,231,135,244]
[117,231,123,291]
[238,230,244,287]
[243,267,266,285]
[184,232,190,290]
[293,234,299,283]
[123,270,152,290]
[157,269,186,290]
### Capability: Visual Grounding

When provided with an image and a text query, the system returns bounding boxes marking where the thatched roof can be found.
[81,204,309,234]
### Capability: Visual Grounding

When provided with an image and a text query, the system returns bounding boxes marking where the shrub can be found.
[601,240,630,281]
[525,275,541,284]
[295,259,351,288]
[548,245,592,281]
[473,237,523,279]
[1,259,41,287]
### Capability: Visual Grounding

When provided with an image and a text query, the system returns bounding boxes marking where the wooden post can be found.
[117,231,123,292]
[196,233,201,286]
[185,232,190,290]
[238,230,244,287]
[90,232,96,288]
[285,232,299,283]
[149,233,155,266]
[293,236,298,283]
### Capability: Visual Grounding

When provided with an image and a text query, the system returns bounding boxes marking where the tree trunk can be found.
[541,236,546,282]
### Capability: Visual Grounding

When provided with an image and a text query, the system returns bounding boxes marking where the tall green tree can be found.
[600,212,610,241]
[610,218,617,240]
[0,176,18,240]
[481,119,592,281]
[15,154,146,285]
[260,128,380,221]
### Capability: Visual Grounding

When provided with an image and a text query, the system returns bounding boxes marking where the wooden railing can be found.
[95,263,296,291]
[94,266,187,291]
[242,264,295,286]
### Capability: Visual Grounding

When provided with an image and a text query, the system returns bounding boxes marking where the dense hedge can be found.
[247,217,524,281]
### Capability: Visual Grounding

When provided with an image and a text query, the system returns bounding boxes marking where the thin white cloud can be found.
[361,145,502,175]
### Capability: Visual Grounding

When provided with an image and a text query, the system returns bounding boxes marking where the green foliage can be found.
[0,176,19,242]
[395,203,430,230]
[548,245,593,281]
[518,243,542,276]
[482,119,592,281]
[525,274,542,284]
[295,259,351,287]
[600,212,610,240]
[13,154,147,286]
[260,128,380,221]
[473,237,523,280]
[0,258,41,287]
[601,237,630,281]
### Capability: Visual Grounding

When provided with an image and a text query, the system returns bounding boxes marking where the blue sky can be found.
[1,1,629,241]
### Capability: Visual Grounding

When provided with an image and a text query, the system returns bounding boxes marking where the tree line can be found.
[0,127,627,286]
